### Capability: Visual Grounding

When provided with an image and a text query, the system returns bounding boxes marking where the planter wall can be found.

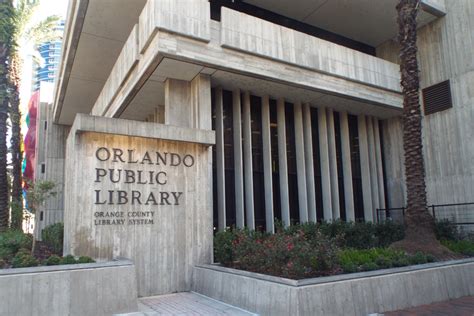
[0,259,138,316]
[193,258,474,316]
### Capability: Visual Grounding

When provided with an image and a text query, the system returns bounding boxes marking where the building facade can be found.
[39,0,472,266]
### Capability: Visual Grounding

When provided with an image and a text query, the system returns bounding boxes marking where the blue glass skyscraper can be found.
[34,20,64,91]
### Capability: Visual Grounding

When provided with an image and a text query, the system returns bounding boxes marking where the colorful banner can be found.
[22,91,39,188]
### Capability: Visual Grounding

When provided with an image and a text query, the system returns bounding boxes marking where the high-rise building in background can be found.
[33,20,64,91]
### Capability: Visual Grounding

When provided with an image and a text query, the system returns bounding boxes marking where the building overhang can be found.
[52,0,146,124]
[53,0,446,125]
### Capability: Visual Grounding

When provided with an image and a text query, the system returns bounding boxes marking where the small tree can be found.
[25,180,56,253]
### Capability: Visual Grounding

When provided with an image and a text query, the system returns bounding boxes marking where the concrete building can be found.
[35,0,473,294]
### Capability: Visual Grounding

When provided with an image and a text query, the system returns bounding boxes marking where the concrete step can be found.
[115,292,257,316]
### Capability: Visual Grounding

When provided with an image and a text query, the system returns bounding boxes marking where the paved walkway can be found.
[117,293,474,316]
[118,292,257,316]
[385,296,474,316]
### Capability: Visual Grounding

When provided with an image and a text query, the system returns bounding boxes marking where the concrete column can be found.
[261,96,274,233]
[358,115,374,222]
[233,89,245,228]
[294,102,308,223]
[318,107,333,221]
[374,118,386,210]
[215,88,226,231]
[242,91,255,229]
[154,106,165,124]
[327,109,340,219]
[277,98,290,227]
[165,75,211,129]
[36,104,70,239]
[164,79,191,127]
[367,116,380,216]
[303,103,317,222]
[191,74,212,130]
[340,111,355,222]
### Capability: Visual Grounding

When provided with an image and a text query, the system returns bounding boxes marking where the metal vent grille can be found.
[422,80,453,115]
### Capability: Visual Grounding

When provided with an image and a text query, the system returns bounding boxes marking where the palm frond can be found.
[26,15,62,44]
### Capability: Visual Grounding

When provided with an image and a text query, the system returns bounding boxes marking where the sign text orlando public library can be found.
[92,147,194,225]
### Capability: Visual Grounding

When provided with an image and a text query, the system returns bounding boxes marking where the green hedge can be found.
[338,248,434,273]
[11,249,39,268]
[441,240,474,256]
[285,220,405,249]
[0,230,32,260]
[0,228,94,269]
[41,222,64,255]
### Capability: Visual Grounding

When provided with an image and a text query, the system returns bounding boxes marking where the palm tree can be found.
[8,0,60,229]
[0,0,14,231]
[392,0,453,258]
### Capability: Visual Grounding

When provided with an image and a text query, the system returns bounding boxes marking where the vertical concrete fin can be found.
[358,115,374,222]
[367,116,380,217]
[318,107,333,221]
[242,91,255,229]
[303,103,317,222]
[277,98,290,227]
[327,109,340,219]
[215,87,226,231]
[262,96,274,232]
[233,89,245,228]
[294,102,308,223]
[340,111,355,221]
[374,118,386,210]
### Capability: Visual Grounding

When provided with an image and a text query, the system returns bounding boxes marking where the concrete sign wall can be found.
[64,114,214,297]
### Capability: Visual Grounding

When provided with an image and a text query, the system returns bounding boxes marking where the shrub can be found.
[41,222,64,255]
[11,249,39,268]
[0,230,32,259]
[441,240,474,256]
[317,221,404,249]
[435,220,460,241]
[0,247,11,261]
[0,259,6,268]
[77,256,95,264]
[61,254,77,265]
[338,248,434,273]
[374,221,405,247]
[214,229,239,266]
[215,227,339,279]
[45,255,62,266]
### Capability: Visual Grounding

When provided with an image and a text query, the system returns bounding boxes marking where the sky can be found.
[35,0,69,20]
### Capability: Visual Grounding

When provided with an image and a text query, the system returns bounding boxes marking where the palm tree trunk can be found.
[9,54,23,229]
[393,0,455,259]
[0,96,8,231]
[398,0,434,237]
[0,0,13,231]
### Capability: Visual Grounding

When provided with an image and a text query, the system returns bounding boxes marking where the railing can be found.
[377,202,474,226]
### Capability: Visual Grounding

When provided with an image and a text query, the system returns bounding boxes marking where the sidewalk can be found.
[385,296,474,316]
[118,292,257,316]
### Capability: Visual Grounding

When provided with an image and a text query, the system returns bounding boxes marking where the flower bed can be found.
[214,221,473,279]
[0,225,94,269]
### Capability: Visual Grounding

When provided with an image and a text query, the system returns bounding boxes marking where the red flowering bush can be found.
[214,227,340,279]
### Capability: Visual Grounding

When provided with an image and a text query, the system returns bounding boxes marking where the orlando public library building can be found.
[34,0,473,297]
